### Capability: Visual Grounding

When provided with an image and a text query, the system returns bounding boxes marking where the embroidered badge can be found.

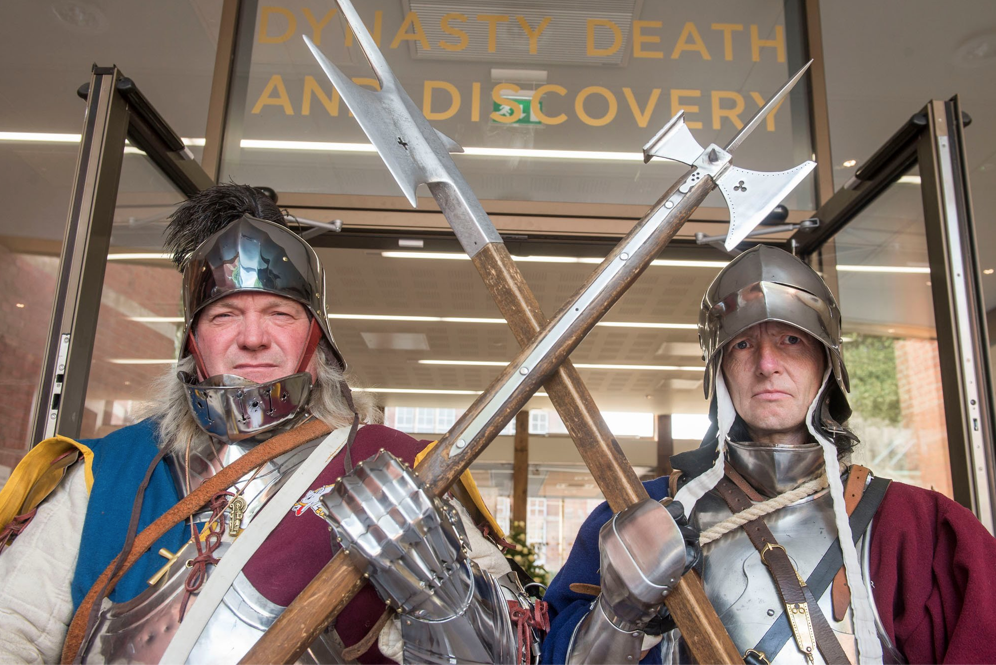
[293,484,335,519]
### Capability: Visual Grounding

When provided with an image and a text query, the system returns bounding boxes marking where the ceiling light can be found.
[15,303,25,308]
[0,133,204,146]
[336,313,696,329]
[354,387,549,397]
[127,316,183,323]
[985,269,994,275]
[0,132,82,143]
[126,313,695,329]
[898,175,922,185]
[419,360,701,371]
[240,139,660,163]
[842,159,857,168]
[381,251,726,269]
[595,321,697,330]
[836,265,930,274]
[107,358,175,364]
[953,31,996,68]
[107,253,172,261]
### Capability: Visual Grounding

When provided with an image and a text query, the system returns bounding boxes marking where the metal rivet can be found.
[456,439,467,449]
[665,200,674,209]
[620,252,630,261]
[519,366,529,375]
[767,608,775,616]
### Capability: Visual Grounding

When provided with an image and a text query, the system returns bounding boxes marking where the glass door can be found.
[799,98,995,530]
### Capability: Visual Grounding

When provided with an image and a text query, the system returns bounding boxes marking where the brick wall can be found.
[0,246,182,479]
[0,245,59,473]
[894,338,953,497]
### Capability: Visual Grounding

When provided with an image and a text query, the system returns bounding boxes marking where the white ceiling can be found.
[1,0,995,427]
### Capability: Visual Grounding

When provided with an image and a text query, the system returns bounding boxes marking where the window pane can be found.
[415,407,436,433]
[833,166,952,497]
[223,1,814,209]
[529,411,549,435]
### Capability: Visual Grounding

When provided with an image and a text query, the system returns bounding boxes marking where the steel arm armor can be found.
[322,451,539,664]
[567,498,688,664]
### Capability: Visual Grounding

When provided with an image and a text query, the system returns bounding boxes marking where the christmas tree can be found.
[506,520,550,586]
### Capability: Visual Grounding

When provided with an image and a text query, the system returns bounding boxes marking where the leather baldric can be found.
[61,418,334,664]
[715,473,851,665]
[831,465,870,621]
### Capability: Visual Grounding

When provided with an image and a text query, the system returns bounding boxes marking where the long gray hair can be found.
[144,342,381,453]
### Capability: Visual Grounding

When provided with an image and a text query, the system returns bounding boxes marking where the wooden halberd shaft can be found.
[241,171,741,664]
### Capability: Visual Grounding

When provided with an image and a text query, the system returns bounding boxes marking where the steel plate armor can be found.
[324,451,541,664]
[79,435,357,664]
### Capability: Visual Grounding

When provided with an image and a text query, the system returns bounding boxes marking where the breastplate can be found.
[80,435,353,664]
[663,487,902,665]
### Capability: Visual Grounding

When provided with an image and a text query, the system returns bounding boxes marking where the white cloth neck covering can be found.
[674,355,883,665]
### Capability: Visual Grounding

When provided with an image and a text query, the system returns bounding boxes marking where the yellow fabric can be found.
[415,441,504,539]
[0,436,95,530]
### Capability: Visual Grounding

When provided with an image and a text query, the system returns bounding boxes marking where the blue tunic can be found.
[71,419,186,610]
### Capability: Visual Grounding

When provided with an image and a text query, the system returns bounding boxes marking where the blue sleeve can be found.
[541,477,670,664]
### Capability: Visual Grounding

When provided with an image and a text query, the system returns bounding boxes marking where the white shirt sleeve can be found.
[0,461,88,664]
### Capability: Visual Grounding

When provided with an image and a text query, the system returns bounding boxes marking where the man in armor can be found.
[0,184,541,664]
[542,245,996,664]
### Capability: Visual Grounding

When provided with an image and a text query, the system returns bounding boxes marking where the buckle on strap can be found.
[744,648,771,665]
[759,542,785,565]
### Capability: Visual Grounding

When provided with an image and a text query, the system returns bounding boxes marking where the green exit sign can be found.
[492,96,543,126]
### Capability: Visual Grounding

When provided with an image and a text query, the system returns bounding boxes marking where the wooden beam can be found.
[657,414,673,478]
[512,410,529,527]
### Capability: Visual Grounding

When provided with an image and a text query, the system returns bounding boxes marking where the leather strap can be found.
[716,476,851,665]
[724,462,766,502]
[668,470,683,499]
[61,417,332,664]
[832,465,870,620]
[569,582,602,596]
[752,475,891,664]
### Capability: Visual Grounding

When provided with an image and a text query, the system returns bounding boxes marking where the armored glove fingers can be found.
[321,451,474,621]
[567,498,688,664]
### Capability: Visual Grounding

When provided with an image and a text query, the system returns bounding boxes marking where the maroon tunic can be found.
[243,424,426,663]
[870,482,996,663]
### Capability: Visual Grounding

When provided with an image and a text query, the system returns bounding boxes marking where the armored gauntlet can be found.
[322,451,539,664]
[567,498,689,664]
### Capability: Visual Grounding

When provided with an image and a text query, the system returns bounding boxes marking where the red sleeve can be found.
[869,481,996,664]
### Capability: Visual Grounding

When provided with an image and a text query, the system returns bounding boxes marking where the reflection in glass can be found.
[470,461,610,577]
[834,167,952,497]
[80,150,184,439]
[223,0,814,209]
[0,247,60,481]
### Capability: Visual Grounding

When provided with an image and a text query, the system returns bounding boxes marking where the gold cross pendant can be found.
[228,496,248,537]
[148,541,191,586]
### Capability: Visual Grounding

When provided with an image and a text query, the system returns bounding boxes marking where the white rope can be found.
[698,473,829,546]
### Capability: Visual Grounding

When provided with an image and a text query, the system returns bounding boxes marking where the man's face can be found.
[720,321,826,445]
[194,292,314,384]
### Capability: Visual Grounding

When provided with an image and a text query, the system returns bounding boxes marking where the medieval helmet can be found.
[163,184,346,442]
[698,244,848,404]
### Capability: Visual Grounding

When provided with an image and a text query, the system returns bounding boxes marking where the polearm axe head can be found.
[304,0,507,256]
[305,26,501,255]
[644,60,816,250]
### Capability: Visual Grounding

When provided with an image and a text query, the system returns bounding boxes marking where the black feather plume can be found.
[164,184,285,270]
